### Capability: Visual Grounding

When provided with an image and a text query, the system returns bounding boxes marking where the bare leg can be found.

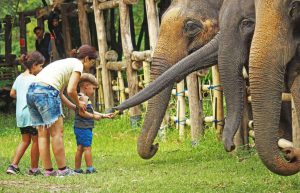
[84,147,92,167]
[38,127,52,169]
[11,134,31,165]
[49,117,66,168]
[30,135,39,168]
[75,145,83,169]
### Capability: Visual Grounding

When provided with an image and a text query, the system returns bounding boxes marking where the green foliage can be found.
[1,113,300,192]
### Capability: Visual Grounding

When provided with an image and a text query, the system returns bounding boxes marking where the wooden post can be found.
[19,12,27,55]
[77,0,91,45]
[212,65,224,139]
[118,71,126,103]
[292,97,300,148]
[61,3,72,54]
[187,72,203,145]
[93,0,114,110]
[145,0,159,54]
[119,0,141,119]
[176,80,186,140]
[4,15,12,63]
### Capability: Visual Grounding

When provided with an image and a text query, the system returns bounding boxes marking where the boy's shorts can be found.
[20,126,38,136]
[74,127,93,147]
[27,82,63,128]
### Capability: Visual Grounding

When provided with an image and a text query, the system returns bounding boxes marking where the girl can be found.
[6,51,44,175]
[26,44,97,177]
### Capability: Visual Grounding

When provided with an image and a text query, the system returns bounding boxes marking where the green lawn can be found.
[0,112,300,192]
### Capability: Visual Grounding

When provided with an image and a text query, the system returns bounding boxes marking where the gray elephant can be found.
[249,0,300,175]
[116,0,223,159]
[116,0,256,155]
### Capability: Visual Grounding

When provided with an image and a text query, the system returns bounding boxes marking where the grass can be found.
[1,113,300,192]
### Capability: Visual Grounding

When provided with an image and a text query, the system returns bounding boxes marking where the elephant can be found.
[248,0,300,175]
[116,0,223,159]
[115,0,256,155]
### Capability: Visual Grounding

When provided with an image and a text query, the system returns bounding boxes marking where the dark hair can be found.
[69,45,98,60]
[33,26,43,34]
[21,51,45,70]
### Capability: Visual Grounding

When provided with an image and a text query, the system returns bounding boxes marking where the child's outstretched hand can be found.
[102,113,115,119]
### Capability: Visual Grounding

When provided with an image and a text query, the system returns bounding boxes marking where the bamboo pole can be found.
[131,50,152,62]
[212,65,224,138]
[93,0,114,110]
[119,0,141,119]
[98,0,119,10]
[290,76,300,148]
[106,61,126,71]
[187,72,203,144]
[292,97,300,148]
[97,67,105,111]
[145,0,159,54]
[176,80,186,140]
[77,0,91,45]
[118,71,126,103]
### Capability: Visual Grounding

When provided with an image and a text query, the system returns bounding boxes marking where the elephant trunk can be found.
[249,0,300,175]
[136,33,220,159]
[137,85,173,159]
[114,33,220,112]
[218,42,245,152]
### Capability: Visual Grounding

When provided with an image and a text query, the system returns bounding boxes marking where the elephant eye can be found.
[241,19,254,28]
[240,18,255,34]
[289,1,300,20]
[184,20,203,38]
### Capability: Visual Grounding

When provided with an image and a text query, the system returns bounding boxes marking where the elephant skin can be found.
[249,0,300,175]
[115,0,223,159]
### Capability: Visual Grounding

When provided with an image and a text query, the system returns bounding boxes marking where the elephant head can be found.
[218,0,255,151]
[115,0,223,159]
[249,0,300,175]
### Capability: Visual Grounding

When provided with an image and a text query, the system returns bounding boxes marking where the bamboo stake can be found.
[98,0,119,10]
[93,0,114,110]
[187,72,203,143]
[118,71,126,103]
[119,0,141,117]
[212,65,224,138]
[177,80,186,140]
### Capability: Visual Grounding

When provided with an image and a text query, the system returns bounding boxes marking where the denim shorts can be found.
[74,127,93,147]
[26,82,63,128]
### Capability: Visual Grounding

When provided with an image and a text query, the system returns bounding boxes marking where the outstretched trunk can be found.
[249,0,300,175]
[115,33,220,112]
[114,33,219,159]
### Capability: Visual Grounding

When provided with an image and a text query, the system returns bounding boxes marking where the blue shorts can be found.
[74,127,93,147]
[26,82,63,128]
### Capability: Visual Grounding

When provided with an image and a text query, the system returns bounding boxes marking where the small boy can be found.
[74,73,114,174]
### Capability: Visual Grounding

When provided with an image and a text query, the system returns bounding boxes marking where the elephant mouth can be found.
[188,44,204,55]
